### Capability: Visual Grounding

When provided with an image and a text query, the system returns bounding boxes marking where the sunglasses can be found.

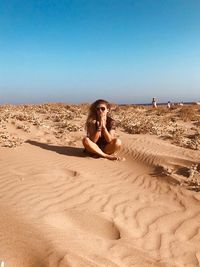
[96,107,106,111]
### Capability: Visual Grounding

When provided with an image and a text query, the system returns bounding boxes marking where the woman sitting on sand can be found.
[82,99,122,160]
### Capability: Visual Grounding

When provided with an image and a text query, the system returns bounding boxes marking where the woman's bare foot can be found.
[105,154,125,161]
[105,154,118,160]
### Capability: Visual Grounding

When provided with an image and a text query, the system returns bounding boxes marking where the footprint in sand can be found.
[43,209,120,240]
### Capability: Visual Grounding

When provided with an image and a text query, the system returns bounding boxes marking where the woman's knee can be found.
[82,137,90,147]
[113,138,122,148]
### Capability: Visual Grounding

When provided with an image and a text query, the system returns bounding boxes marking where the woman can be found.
[152,97,157,108]
[82,99,122,160]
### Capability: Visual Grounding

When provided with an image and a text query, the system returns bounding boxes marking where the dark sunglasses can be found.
[96,107,106,111]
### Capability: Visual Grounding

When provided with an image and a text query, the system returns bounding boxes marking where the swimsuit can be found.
[96,116,116,149]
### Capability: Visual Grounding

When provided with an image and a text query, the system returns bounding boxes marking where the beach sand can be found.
[0,103,200,267]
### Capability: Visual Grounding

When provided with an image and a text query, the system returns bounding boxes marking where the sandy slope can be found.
[0,129,200,267]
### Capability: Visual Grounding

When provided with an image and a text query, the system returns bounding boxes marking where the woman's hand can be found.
[99,114,106,129]
[102,116,106,129]
[96,120,102,132]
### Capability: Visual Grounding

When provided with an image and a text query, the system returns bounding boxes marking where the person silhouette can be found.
[152,97,157,108]
[82,99,122,160]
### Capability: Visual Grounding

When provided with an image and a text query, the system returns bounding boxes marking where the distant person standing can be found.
[152,97,157,108]
[167,101,171,109]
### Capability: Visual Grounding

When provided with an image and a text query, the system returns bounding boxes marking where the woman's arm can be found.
[101,117,115,143]
[87,121,101,143]
[102,127,115,143]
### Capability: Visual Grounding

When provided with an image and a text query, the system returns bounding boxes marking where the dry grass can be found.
[111,104,200,151]
[178,106,198,122]
[0,103,85,148]
[0,103,200,150]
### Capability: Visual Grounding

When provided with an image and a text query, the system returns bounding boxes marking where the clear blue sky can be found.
[0,0,200,104]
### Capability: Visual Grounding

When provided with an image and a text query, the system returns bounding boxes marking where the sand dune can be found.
[0,104,200,267]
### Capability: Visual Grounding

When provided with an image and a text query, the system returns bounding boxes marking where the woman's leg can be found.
[82,137,118,160]
[103,138,122,155]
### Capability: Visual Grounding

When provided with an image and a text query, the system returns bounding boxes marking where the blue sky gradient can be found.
[0,0,200,104]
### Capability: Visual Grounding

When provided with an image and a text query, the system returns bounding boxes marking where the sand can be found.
[0,103,200,267]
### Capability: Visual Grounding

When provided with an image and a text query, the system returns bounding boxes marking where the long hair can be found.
[85,99,111,129]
